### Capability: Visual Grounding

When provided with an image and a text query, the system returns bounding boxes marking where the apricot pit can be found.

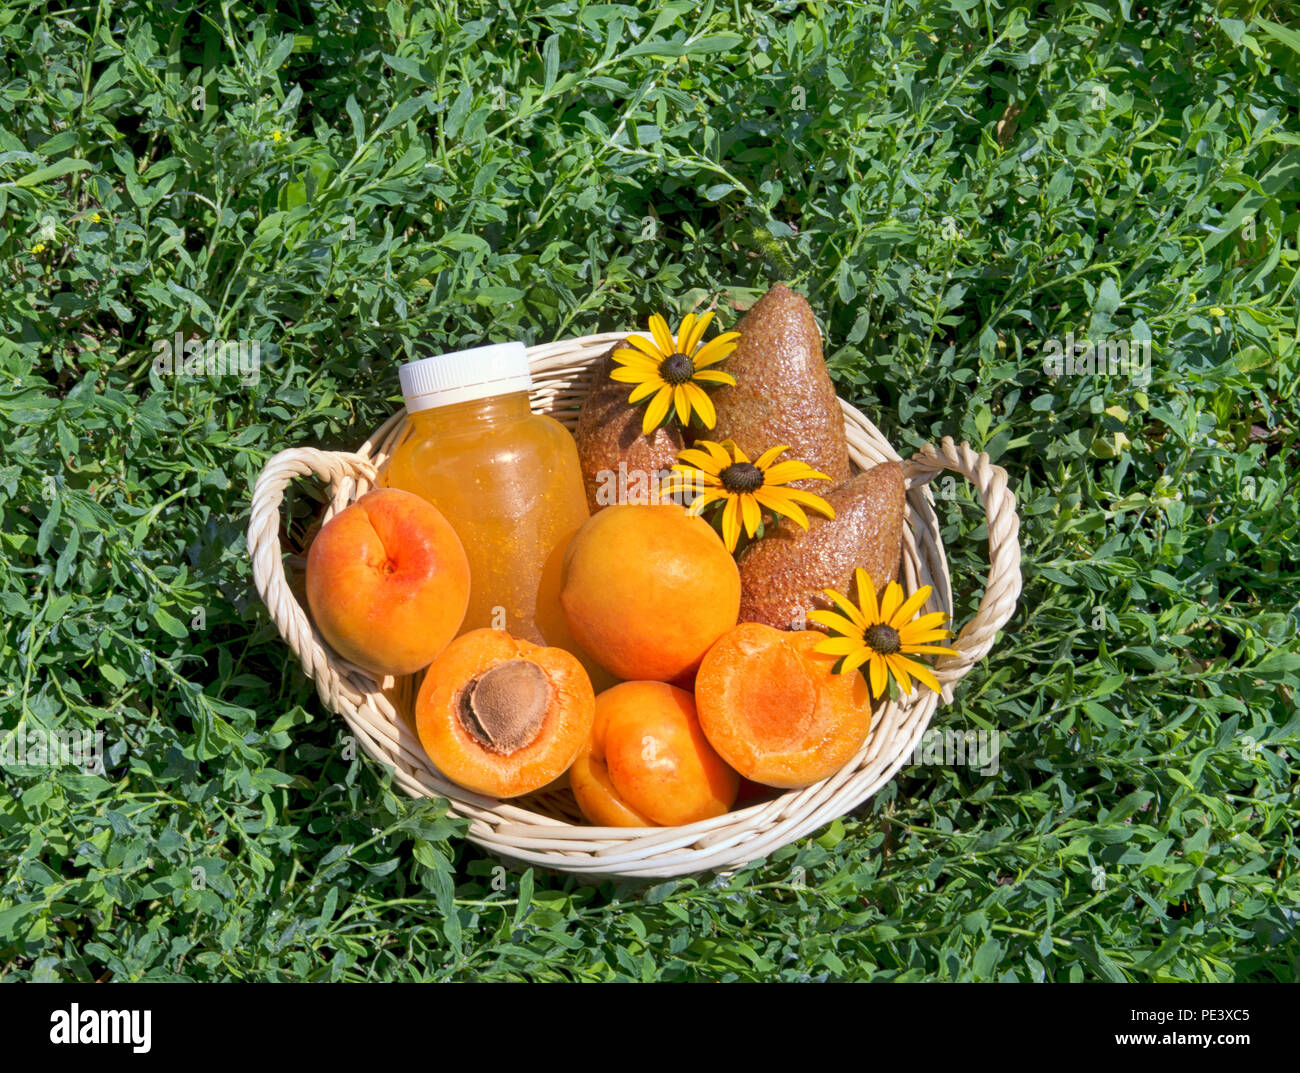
[457,660,551,754]
[417,629,595,798]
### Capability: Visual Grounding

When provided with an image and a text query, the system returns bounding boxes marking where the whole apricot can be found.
[572,681,737,827]
[568,686,657,828]
[306,488,470,677]
[559,504,740,682]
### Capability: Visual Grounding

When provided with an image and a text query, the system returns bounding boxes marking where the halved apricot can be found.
[416,628,595,798]
[695,622,872,788]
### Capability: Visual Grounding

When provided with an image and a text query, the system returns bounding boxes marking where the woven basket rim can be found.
[247,332,1023,878]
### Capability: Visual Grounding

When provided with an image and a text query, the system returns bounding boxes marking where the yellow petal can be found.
[624,333,664,360]
[676,313,697,354]
[879,580,905,623]
[729,441,750,464]
[898,629,956,647]
[815,636,862,657]
[612,347,660,369]
[692,369,736,385]
[673,384,692,424]
[657,469,687,493]
[740,493,762,536]
[869,654,890,696]
[903,611,951,634]
[761,460,832,486]
[773,487,836,520]
[669,466,721,490]
[839,646,872,677]
[610,365,658,384]
[684,310,715,353]
[754,486,809,529]
[897,622,954,644]
[693,333,740,368]
[685,383,716,427]
[889,585,934,630]
[720,496,742,551]
[642,385,672,434]
[685,488,726,515]
[899,643,960,658]
[854,569,880,623]
[754,444,791,471]
[807,609,862,637]
[627,379,661,404]
[689,439,731,468]
[648,314,676,356]
[887,654,913,695]
[675,448,723,474]
[821,588,868,630]
[891,654,942,695]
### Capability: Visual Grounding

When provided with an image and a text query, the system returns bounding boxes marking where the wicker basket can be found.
[248,332,1022,879]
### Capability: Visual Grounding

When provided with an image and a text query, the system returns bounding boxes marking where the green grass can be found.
[1,0,1297,981]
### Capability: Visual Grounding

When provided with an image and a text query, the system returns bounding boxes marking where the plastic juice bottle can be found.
[382,342,591,652]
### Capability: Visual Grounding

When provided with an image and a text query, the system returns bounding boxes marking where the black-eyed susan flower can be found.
[811,568,959,698]
[610,311,739,435]
[667,439,835,553]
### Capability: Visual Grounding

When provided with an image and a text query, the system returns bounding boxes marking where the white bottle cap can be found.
[399,342,532,412]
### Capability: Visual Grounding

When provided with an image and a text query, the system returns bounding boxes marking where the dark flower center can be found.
[659,352,696,384]
[719,462,764,493]
[863,623,901,655]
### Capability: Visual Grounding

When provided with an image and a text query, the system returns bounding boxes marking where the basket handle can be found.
[903,437,1022,698]
[248,448,380,711]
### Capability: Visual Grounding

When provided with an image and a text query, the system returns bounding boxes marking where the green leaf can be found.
[376,94,427,136]
[542,35,560,94]
[11,158,92,188]
[1255,17,1300,55]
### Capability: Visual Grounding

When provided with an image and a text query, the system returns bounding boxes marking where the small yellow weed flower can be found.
[610,311,739,434]
[31,243,46,254]
[667,439,834,553]
[811,569,959,697]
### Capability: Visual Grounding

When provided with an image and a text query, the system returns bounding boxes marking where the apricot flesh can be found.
[560,504,740,683]
[417,629,595,798]
[695,623,872,788]
[306,488,470,677]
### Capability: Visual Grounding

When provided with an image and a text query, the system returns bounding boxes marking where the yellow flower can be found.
[1209,306,1226,317]
[271,129,283,142]
[31,243,46,254]
[810,568,959,698]
[667,439,835,553]
[91,212,102,223]
[610,311,739,434]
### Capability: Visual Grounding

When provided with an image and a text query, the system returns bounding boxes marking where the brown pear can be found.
[708,283,850,489]
[737,461,906,630]
[574,348,684,512]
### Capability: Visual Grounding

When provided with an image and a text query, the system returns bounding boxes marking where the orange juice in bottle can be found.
[382,342,591,654]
